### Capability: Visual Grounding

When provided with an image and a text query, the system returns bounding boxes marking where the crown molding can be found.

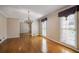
[0,10,8,17]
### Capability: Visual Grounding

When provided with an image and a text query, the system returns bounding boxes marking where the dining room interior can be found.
[0,5,79,53]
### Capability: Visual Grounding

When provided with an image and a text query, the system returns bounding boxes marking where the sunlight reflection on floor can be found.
[42,38,48,53]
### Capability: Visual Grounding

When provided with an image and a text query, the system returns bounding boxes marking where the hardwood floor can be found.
[0,34,77,53]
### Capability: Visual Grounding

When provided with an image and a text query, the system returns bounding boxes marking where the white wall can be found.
[32,20,39,36]
[0,13,7,43]
[20,22,29,33]
[47,12,60,41]
[7,18,20,38]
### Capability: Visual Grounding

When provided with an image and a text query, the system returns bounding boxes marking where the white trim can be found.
[42,36,79,52]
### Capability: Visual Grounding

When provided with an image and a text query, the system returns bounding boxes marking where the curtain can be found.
[41,18,47,22]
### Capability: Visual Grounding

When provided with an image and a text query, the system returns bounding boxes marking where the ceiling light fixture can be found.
[25,9,33,24]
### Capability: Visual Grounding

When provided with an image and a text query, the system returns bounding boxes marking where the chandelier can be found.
[25,10,33,24]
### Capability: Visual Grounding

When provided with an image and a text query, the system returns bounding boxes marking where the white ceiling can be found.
[0,5,66,21]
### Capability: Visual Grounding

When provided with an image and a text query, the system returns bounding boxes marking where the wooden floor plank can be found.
[0,34,77,53]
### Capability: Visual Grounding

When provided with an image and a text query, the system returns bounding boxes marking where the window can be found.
[59,6,78,48]
[42,21,47,36]
[60,14,77,48]
[41,18,47,37]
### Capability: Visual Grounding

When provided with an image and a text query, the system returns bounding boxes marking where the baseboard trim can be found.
[41,35,79,52]
[0,39,6,44]
[0,37,7,44]
[7,37,20,39]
